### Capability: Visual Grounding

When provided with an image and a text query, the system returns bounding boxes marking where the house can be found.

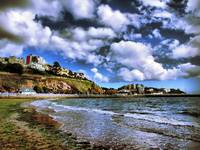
[118,89,131,95]
[19,88,37,95]
[26,54,46,65]
[29,63,45,71]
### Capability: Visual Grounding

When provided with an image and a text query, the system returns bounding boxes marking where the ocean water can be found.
[31,97,200,149]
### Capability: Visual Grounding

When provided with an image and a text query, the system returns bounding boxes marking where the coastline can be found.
[0,98,108,150]
[1,97,200,149]
[0,93,199,99]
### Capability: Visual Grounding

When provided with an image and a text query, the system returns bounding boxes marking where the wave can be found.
[178,111,200,118]
[31,100,197,127]
[51,103,118,115]
[31,100,117,115]
[123,113,196,127]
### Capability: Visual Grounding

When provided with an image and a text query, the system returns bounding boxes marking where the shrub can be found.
[5,63,24,74]
[0,62,6,71]
[33,85,44,93]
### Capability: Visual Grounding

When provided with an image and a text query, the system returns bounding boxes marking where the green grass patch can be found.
[0,99,33,119]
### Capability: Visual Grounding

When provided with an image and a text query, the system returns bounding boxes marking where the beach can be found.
[1,96,200,150]
[0,98,105,150]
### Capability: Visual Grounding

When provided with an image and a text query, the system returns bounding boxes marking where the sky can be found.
[0,0,200,93]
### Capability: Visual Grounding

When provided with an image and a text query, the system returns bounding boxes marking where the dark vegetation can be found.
[0,62,24,74]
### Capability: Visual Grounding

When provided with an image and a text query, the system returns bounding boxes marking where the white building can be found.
[29,63,45,72]
[19,88,36,95]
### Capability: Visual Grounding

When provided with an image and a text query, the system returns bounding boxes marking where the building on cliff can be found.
[19,88,36,95]
[26,54,46,71]
[26,54,45,65]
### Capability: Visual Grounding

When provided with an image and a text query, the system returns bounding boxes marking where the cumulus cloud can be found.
[91,68,109,82]
[72,27,116,41]
[0,0,199,83]
[172,44,199,59]
[110,41,166,80]
[62,0,95,19]
[30,0,62,18]
[138,0,167,8]
[186,0,200,17]
[0,9,52,46]
[110,41,199,81]
[118,68,145,81]
[0,40,23,57]
[153,10,173,19]
[152,29,162,39]
[97,5,130,31]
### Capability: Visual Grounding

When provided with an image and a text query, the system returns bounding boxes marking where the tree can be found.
[5,63,24,74]
[33,85,44,93]
[0,62,6,71]
[53,61,61,68]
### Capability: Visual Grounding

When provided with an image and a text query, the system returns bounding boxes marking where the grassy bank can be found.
[0,99,107,150]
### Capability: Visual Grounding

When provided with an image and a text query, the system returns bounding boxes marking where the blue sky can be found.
[0,0,200,93]
[22,48,200,94]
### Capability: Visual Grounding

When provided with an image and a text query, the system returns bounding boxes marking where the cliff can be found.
[0,72,102,94]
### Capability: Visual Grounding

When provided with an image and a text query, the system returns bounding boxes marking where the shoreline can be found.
[0,93,200,99]
[1,98,200,149]
[0,98,108,149]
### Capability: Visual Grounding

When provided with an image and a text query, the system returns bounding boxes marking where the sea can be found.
[31,97,200,150]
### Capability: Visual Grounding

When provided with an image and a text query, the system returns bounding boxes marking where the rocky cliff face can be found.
[0,72,101,94]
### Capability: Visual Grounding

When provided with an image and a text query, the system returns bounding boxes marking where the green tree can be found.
[33,85,44,93]
[5,63,24,74]
[53,61,61,68]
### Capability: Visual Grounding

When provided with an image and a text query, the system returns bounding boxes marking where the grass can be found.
[63,78,93,93]
[0,98,104,150]
[0,72,99,94]
[0,99,66,149]
[0,99,33,119]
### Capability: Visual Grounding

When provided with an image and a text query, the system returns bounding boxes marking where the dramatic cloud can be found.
[138,0,166,8]
[118,68,145,81]
[0,40,23,57]
[30,0,62,18]
[110,41,165,80]
[72,27,116,41]
[110,41,199,81]
[0,0,199,84]
[91,68,109,82]
[0,10,52,46]
[152,29,162,39]
[62,0,95,19]
[172,44,199,59]
[186,0,200,17]
[97,5,130,31]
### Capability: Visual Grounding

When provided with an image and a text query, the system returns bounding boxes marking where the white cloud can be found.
[152,29,162,39]
[0,10,52,46]
[0,40,23,57]
[110,41,166,80]
[91,68,109,82]
[186,0,200,17]
[172,44,199,59]
[88,27,116,39]
[62,0,95,19]
[72,27,116,41]
[162,14,200,34]
[111,41,199,81]
[153,10,173,18]
[30,0,62,18]
[138,0,167,8]
[118,68,145,81]
[97,5,130,31]
[51,35,104,66]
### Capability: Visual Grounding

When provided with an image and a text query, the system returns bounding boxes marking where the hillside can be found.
[0,72,103,94]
